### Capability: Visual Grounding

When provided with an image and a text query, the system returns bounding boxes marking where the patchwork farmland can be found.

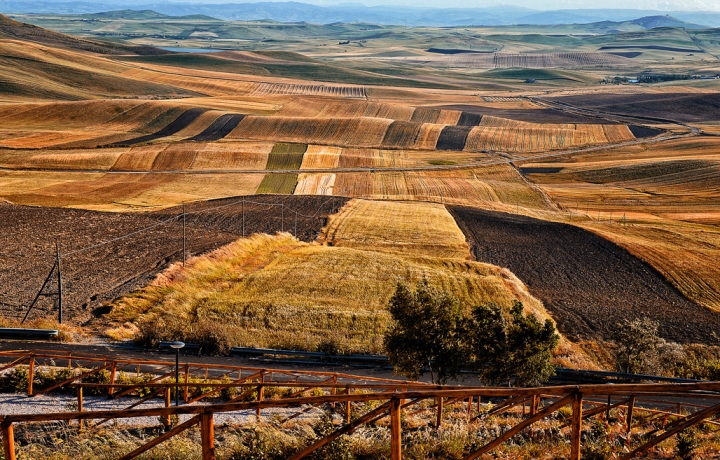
[3,10,720,459]
[0,11,719,384]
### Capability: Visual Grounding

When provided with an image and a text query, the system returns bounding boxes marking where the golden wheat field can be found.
[319,199,471,258]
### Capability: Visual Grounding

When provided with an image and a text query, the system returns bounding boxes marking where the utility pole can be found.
[242,199,245,238]
[56,243,63,325]
[182,204,186,267]
[281,204,284,233]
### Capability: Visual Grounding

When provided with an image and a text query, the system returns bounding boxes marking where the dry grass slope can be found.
[319,199,470,259]
[109,232,558,355]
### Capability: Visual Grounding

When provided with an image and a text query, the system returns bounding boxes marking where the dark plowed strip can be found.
[607,52,642,58]
[189,114,246,142]
[381,121,423,149]
[110,108,209,146]
[599,45,699,53]
[457,112,483,127]
[436,126,472,151]
[447,206,720,344]
[410,108,441,124]
[628,125,664,139]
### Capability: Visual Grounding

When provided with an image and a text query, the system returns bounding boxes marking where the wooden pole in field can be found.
[626,396,635,435]
[182,205,186,267]
[530,395,539,416]
[163,387,171,428]
[256,385,264,421]
[27,355,34,396]
[345,386,352,423]
[56,243,63,324]
[570,392,583,460]
[77,386,84,429]
[606,395,611,421]
[436,397,443,428]
[200,413,215,460]
[390,397,402,460]
[109,362,117,396]
[241,199,245,238]
[2,421,15,460]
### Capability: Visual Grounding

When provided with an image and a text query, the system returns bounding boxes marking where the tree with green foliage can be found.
[465,301,559,387]
[384,282,465,384]
[612,318,664,374]
[384,283,560,386]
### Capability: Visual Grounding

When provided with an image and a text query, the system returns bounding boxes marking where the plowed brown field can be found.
[0,196,348,325]
[448,206,720,344]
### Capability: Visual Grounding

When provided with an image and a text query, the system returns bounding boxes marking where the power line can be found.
[59,196,341,258]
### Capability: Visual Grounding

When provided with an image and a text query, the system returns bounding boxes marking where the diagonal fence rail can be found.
[1,351,719,460]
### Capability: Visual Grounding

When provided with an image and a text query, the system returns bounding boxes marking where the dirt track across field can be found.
[447,206,720,344]
[0,195,348,326]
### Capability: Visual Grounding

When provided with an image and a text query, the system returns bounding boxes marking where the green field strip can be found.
[256,173,299,194]
[265,143,307,170]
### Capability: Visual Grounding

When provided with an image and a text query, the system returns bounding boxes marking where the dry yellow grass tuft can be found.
[319,199,470,259]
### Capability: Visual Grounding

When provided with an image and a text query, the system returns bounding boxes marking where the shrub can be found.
[612,318,663,374]
[677,428,700,460]
[135,315,236,355]
[0,365,29,393]
[33,366,77,393]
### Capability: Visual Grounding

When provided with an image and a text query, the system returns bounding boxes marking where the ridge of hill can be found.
[79,9,219,21]
[0,13,171,55]
[631,14,705,29]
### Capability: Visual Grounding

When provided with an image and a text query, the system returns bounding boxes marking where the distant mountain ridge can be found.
[79,9,218,20]
[1,1,720,28]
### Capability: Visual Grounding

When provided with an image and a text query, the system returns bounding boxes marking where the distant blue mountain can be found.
[1,1,719,27]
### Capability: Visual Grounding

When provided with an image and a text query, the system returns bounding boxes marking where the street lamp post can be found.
[169,341,185,406]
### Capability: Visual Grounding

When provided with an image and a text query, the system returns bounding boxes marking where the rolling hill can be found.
[0,13,170,55]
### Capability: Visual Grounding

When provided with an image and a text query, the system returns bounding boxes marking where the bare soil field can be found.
[0,195,347,327]
[551,93,720,123]
[447,206,720,344]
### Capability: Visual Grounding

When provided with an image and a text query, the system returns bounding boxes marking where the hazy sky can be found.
[305,0,720,10]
